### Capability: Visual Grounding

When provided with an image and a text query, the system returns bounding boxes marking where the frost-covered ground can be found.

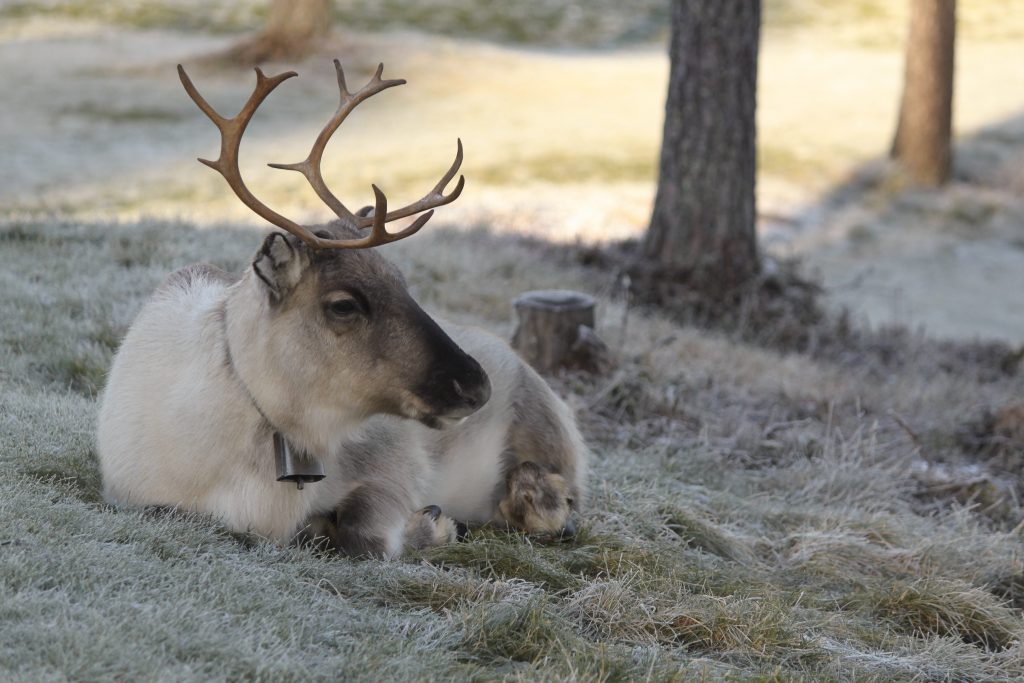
[3,3,1024,681]
[4,216,1024,681]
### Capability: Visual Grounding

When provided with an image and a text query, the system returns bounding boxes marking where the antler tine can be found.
[180,60,460,251]
[178,64,327,250]
[356,139,465,228]
[363,185,435,246]
[268,61,405,223]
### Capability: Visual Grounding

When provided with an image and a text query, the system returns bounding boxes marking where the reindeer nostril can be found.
[561,517,577,538]
[421,504,442,521]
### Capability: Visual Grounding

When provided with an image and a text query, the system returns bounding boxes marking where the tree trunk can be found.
[891,0,956,186]
[643,0,761,289]
[223,0,332,65]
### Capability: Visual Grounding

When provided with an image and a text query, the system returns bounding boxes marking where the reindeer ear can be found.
[252,232,306,303]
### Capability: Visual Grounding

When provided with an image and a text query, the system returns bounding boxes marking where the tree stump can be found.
[511,290,611,374]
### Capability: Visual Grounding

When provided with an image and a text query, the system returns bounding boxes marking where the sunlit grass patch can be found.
[759,142,838,184]
[765,0,1024,44]
[0,0,264,33]
[8,0,1022,46]
[57,103,185,125]
[474,151,657,186]
[2,0,671,47]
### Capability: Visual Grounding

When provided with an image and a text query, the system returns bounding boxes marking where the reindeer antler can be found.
[177,61,464,250]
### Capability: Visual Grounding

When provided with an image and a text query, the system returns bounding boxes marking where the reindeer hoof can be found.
[498,461,576,536]
[405,505,458,550]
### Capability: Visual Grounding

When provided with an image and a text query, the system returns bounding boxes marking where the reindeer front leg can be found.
[299,484,458,558]
[403,504,461,551]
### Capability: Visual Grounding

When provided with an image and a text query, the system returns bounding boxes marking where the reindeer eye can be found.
[566,497,575,508]
[326,298,360,317]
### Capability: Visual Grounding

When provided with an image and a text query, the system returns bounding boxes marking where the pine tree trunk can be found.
[223,0,332,65]
[891,0,956,186]
[643,0,761,289]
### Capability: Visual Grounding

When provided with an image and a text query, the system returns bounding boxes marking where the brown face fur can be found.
[252,224,490,427]
[498,461,575,535]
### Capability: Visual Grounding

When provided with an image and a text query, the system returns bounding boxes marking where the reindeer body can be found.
[427,326,586,527]
[99,254,586,555]
[99,265,338,544]
[97,60,586,556]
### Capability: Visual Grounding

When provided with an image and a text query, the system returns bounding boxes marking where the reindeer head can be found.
[180,61,489,429]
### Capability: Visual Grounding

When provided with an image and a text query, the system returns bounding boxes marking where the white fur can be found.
[426,328,523,522]
[421,324,589,525]
[97,262,586,549]
[99,272,332,541]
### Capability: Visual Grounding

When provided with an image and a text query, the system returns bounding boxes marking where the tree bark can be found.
[223,0,332,65]
[643,0,761,289]
[891,0,956,186]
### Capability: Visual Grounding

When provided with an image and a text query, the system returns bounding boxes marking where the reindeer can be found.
[96,61,587,557]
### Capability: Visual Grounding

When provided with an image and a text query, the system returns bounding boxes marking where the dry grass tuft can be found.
[853,578,1023,651]
[658,504,756,565]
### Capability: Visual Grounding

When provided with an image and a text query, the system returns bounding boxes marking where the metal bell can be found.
[273,432,325,489]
